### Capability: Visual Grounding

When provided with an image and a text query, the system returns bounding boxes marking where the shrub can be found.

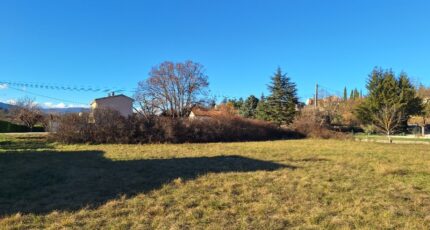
[52,110,134,144]
[0,120,29,132]
[290,108,349,139]
[362,124,377,135]
[52,110,302,144]
[0,120,45,133]
[52,113,92,144]
[91,109,134,143]
[183,116,302,142]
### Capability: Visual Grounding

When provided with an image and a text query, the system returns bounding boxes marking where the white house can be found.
[91,93,134,117]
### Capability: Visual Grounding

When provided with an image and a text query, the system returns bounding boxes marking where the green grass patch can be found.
[0,134,429,229]
[355,133,430,143]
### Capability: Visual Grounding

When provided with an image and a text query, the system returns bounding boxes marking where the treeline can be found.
[223,67,299,126]
[223,67,430,137]
[52,62,343,144]
[343,87,361,101]
[7,60,430,141]
[355,68,426,136]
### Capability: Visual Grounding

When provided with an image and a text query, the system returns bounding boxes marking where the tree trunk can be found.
[387,131,392,143]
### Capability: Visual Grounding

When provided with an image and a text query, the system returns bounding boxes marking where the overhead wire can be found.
[7,85,89,105]
[1,79,348,105]
[0,80,128,93]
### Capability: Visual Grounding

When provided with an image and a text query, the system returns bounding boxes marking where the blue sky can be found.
[1,0,430,108]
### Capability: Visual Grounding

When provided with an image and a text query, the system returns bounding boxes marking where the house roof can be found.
[190,108,223,117]
[92,94,134,104]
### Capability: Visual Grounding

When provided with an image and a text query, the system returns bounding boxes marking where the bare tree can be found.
[11,97,43,131]
[134,61,209,118]
[372,104,403,143]
[134,91,159,119]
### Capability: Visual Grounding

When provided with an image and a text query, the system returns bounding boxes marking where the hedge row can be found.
[0,120,45,133]
[51,110,303,144]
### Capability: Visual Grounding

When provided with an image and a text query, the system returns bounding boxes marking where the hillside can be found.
[0,102,13,111]
[0,102,89,114]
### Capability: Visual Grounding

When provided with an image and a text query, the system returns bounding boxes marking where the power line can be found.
[7,85,89,105]
[2,79,327,104]
[0,80,128,93]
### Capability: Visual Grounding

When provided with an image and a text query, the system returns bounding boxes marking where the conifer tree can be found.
[226,98,244,109]
[239,95,259,118]
[355,67,422,138]
[255,94,270,121]
[266,68,298,125]
[343,87,348,101]
[353,88,360,99]
[398,72,423,129]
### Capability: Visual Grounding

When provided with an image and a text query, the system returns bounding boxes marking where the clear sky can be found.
[1,0,430,108]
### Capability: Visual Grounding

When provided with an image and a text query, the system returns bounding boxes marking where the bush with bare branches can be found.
[53,109,133,144]
[290,108,350,139]
[52,111,302,144]
[10,97,43,131]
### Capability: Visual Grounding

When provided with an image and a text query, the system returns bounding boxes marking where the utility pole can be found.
[314,83,318,109]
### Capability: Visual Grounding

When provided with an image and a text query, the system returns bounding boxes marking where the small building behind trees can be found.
[189,107,225,120]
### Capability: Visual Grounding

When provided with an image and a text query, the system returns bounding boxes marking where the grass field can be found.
[1,134,429,229]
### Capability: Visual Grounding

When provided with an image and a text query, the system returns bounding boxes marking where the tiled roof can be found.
[191,108,223,117]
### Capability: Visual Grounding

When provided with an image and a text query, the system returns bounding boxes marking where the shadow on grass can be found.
[0,150,294,216]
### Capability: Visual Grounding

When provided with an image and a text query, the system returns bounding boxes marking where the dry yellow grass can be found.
[0,134,429,229]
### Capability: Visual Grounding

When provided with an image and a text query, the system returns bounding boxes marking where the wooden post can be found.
[314,83,318,109]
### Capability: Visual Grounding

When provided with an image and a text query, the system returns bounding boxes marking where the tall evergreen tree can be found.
[343,87,348,101]
[398,72,423,129]
[266,67,299,125]
[353,88,360,99]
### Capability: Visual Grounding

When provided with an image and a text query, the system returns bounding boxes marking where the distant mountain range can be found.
[41,107,90,114]
[0,102,89,114]
[0,102,13,110]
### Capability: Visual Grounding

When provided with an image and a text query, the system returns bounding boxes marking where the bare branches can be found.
[10,97,43,131]
[372,104,403,136]
[134,61,209,118]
